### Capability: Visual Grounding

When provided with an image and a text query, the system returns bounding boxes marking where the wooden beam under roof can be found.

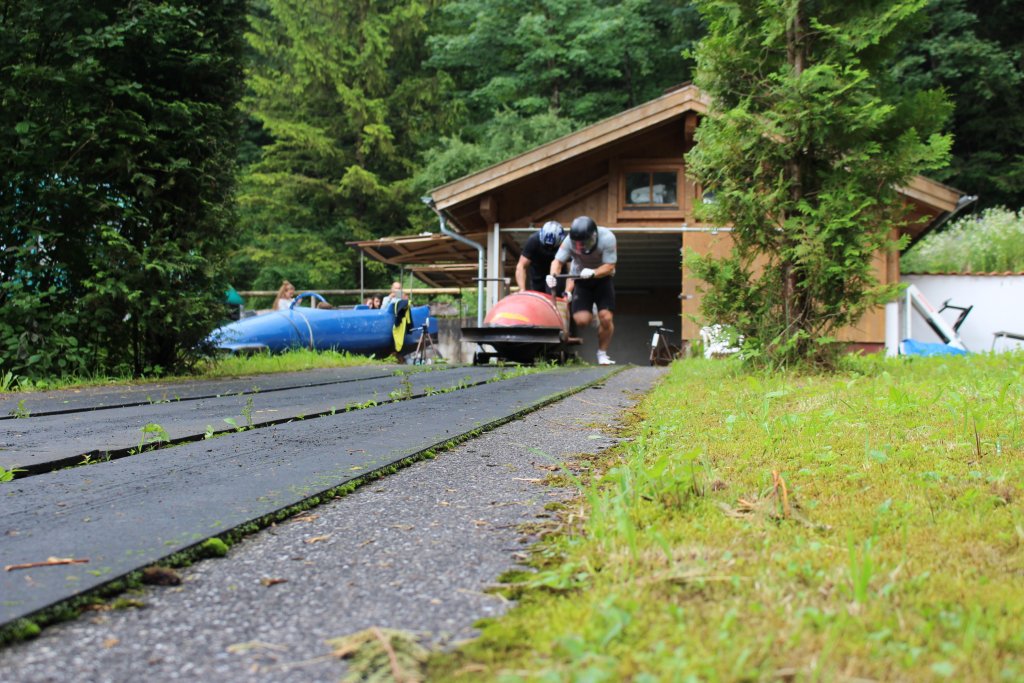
[349,233,484,265]
[348,232,520,267]
[508,175,609,228]
[407,263,480,288]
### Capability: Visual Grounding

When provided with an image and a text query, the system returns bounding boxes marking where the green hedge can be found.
[0,1,246,381]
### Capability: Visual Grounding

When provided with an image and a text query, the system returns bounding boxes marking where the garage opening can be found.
[507,229,683,365]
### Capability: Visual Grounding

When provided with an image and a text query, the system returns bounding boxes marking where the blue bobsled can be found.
[207,292,438,357]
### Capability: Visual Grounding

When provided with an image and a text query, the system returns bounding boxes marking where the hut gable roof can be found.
[428,83,964,239]
[431,84,709,212]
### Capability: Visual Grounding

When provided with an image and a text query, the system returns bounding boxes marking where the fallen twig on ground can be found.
[5,557,89,571]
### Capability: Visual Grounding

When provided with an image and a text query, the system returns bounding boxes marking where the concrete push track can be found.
[0,364,617,633]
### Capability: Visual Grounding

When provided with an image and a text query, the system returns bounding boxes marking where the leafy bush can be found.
[901,206,1024,273]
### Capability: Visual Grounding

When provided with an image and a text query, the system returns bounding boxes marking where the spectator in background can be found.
[272,280,296,311]
[272,279,334,311]
[380,281,403,309]
[371,295,383,309]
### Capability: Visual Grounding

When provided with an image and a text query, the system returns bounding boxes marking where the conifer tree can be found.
[895,0,1024,209]
[687,0,952,368]
[428,0,700,125]
[417,0,702,191]
[0,0,246,379]
[236,0,457,290]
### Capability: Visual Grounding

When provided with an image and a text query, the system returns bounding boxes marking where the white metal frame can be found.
[901,284,968,352]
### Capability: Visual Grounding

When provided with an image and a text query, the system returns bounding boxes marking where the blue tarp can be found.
[901,339,968,357]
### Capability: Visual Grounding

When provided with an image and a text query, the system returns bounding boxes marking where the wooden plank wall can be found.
[682,231,892,345]
[681,231,737,341]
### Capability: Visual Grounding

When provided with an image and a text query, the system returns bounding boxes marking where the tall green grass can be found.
[195,348,379,378]
[902,206,1024,273]
[431,353,1024,681]
[1,349,379,392]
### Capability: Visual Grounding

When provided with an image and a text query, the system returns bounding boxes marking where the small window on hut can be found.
[624,171,678,208]
[615,161,687,220]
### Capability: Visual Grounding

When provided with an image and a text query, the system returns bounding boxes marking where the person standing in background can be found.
[380,281,403,309]
[272,280,296,311]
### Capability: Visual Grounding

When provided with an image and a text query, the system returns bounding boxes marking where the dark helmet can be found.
[569,216,598,255]
[538,221,564,250]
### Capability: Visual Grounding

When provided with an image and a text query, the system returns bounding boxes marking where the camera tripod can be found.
[408,321,442,365]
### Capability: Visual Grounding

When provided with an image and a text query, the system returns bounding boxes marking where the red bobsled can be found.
[461,291,580,364]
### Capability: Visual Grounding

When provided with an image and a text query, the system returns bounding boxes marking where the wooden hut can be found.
[354,84,967,363]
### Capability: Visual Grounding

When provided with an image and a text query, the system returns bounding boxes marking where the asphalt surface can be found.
[0,366,424,419]
[0,365,615,629]
[0,366,505,473]
[0,365,665,682]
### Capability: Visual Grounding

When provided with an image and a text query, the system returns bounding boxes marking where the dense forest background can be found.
[231,0,1022,293]
[231,0,704,292]
[1,0,1022,378]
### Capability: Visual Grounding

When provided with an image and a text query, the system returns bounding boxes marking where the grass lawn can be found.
[430,353,1024,682]
[1,349,380,392]
[194,348,381,378]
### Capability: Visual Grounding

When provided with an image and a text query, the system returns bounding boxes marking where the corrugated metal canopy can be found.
[349,232,521,287]
[349,233,484,265]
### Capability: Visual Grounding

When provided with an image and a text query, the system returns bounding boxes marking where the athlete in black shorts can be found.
[547,216,618,365]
